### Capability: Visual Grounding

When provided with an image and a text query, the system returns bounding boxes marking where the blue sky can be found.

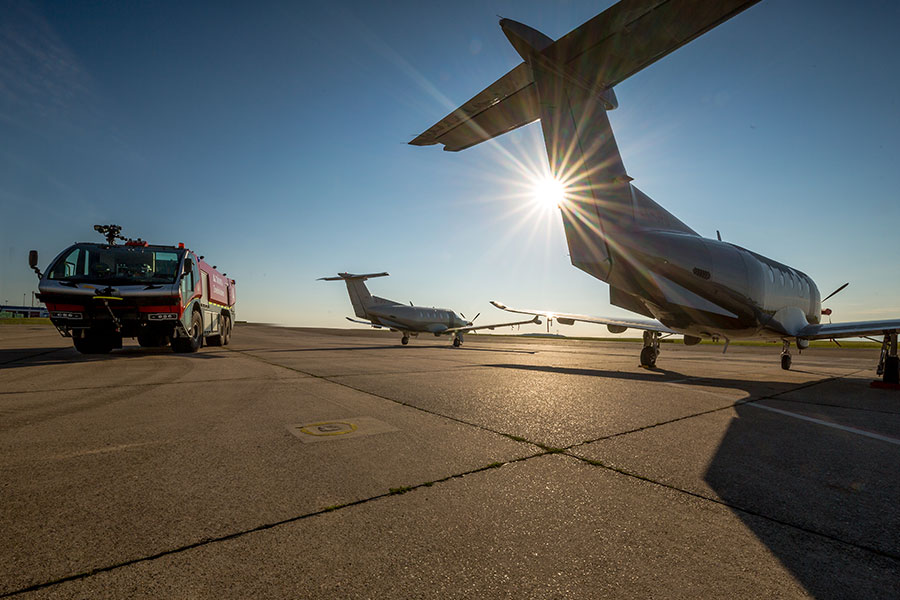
[2,0,898,335]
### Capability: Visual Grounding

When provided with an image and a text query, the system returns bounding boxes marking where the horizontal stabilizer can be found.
[409,63,539,152]
[318,272,389,281]
[346,316,383,329]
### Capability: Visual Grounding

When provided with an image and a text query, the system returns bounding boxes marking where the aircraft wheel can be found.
[781,354,792,370]
[401,336,409,345]
[453,337,461,347]
[639,346,657,368]
[884,356,899,384]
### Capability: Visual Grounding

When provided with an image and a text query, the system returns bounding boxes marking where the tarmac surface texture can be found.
[1,323,899,599]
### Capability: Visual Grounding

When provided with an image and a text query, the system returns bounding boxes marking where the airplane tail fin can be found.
[411,1,759,282]
[318,272,389,319]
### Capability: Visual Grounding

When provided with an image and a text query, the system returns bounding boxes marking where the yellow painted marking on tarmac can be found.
[298,421,358,437]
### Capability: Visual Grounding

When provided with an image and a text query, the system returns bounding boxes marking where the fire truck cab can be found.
[29,225,236,354]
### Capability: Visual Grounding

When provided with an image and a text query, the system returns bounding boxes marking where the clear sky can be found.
[2,0,898,336]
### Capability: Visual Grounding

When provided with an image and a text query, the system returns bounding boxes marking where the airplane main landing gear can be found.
[640,331,659,368]
[452,335,462,348]
[401,335,409,345]
[876,332,899,384]
[781,340,792,370]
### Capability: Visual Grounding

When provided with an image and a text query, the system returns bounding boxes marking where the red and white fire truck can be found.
[29,225,236,354]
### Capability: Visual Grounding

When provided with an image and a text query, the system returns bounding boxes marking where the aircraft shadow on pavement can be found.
[0,346,227,369]
[492,362,900,594]
[704,402,900,597]
[242,345,536,355]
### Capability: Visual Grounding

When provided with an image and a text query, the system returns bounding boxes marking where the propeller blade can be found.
[822,282,849,303]
[472,313,480,322]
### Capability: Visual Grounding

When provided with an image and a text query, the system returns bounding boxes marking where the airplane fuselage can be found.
[366,301,469,335]
[597,225,821,341]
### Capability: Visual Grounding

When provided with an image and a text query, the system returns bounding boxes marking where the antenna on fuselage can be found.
[716,230,722,241]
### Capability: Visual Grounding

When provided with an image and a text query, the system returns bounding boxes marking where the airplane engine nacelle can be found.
[607,324,627,334]
[683,335,702,346]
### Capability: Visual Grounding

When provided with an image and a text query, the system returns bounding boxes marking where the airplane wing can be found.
[444,314,542,335]
[490,301,677,334]
[346,316,384,329]
[797,319,900,341]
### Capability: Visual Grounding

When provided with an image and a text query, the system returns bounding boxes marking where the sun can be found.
[532,175,566,210]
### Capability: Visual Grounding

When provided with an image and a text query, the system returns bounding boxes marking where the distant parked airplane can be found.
[319,272,539,347]
[411,0,900,383]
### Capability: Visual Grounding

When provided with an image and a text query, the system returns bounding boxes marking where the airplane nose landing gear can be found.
[401,335,409,345]
[640,330,659,368]
[781,339,792,370]
[877,332,899,384]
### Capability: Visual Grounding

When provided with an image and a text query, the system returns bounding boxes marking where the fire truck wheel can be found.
[172,311,203,353]
[73,333,113,354]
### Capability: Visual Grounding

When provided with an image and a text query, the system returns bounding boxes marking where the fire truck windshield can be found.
[47,244,185,285]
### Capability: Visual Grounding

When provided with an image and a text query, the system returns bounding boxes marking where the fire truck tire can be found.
[73,333,113,354]
[172,311,203,353]
[207,316,224,346]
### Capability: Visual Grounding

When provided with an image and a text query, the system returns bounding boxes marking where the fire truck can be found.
[29,225,236,354]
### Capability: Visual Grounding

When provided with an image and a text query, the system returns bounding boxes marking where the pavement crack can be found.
[0,455,544,598]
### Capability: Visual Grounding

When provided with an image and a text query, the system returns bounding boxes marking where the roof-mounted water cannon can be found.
[94,224,127,245]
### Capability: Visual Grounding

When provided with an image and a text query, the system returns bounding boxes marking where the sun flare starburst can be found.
[531,175,566,211]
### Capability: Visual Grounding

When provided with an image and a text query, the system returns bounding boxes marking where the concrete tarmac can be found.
[1,323,898,598]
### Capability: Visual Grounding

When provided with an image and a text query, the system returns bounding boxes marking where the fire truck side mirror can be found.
[28,250,42,279]
[183,259,193,275]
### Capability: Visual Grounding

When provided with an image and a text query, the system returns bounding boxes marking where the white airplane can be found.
[319,272,540,347]
[411,0,900,383]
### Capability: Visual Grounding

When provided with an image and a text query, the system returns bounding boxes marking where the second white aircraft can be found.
[320,272,539,347]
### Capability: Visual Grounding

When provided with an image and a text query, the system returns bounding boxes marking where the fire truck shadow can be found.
[0,345,227,369]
